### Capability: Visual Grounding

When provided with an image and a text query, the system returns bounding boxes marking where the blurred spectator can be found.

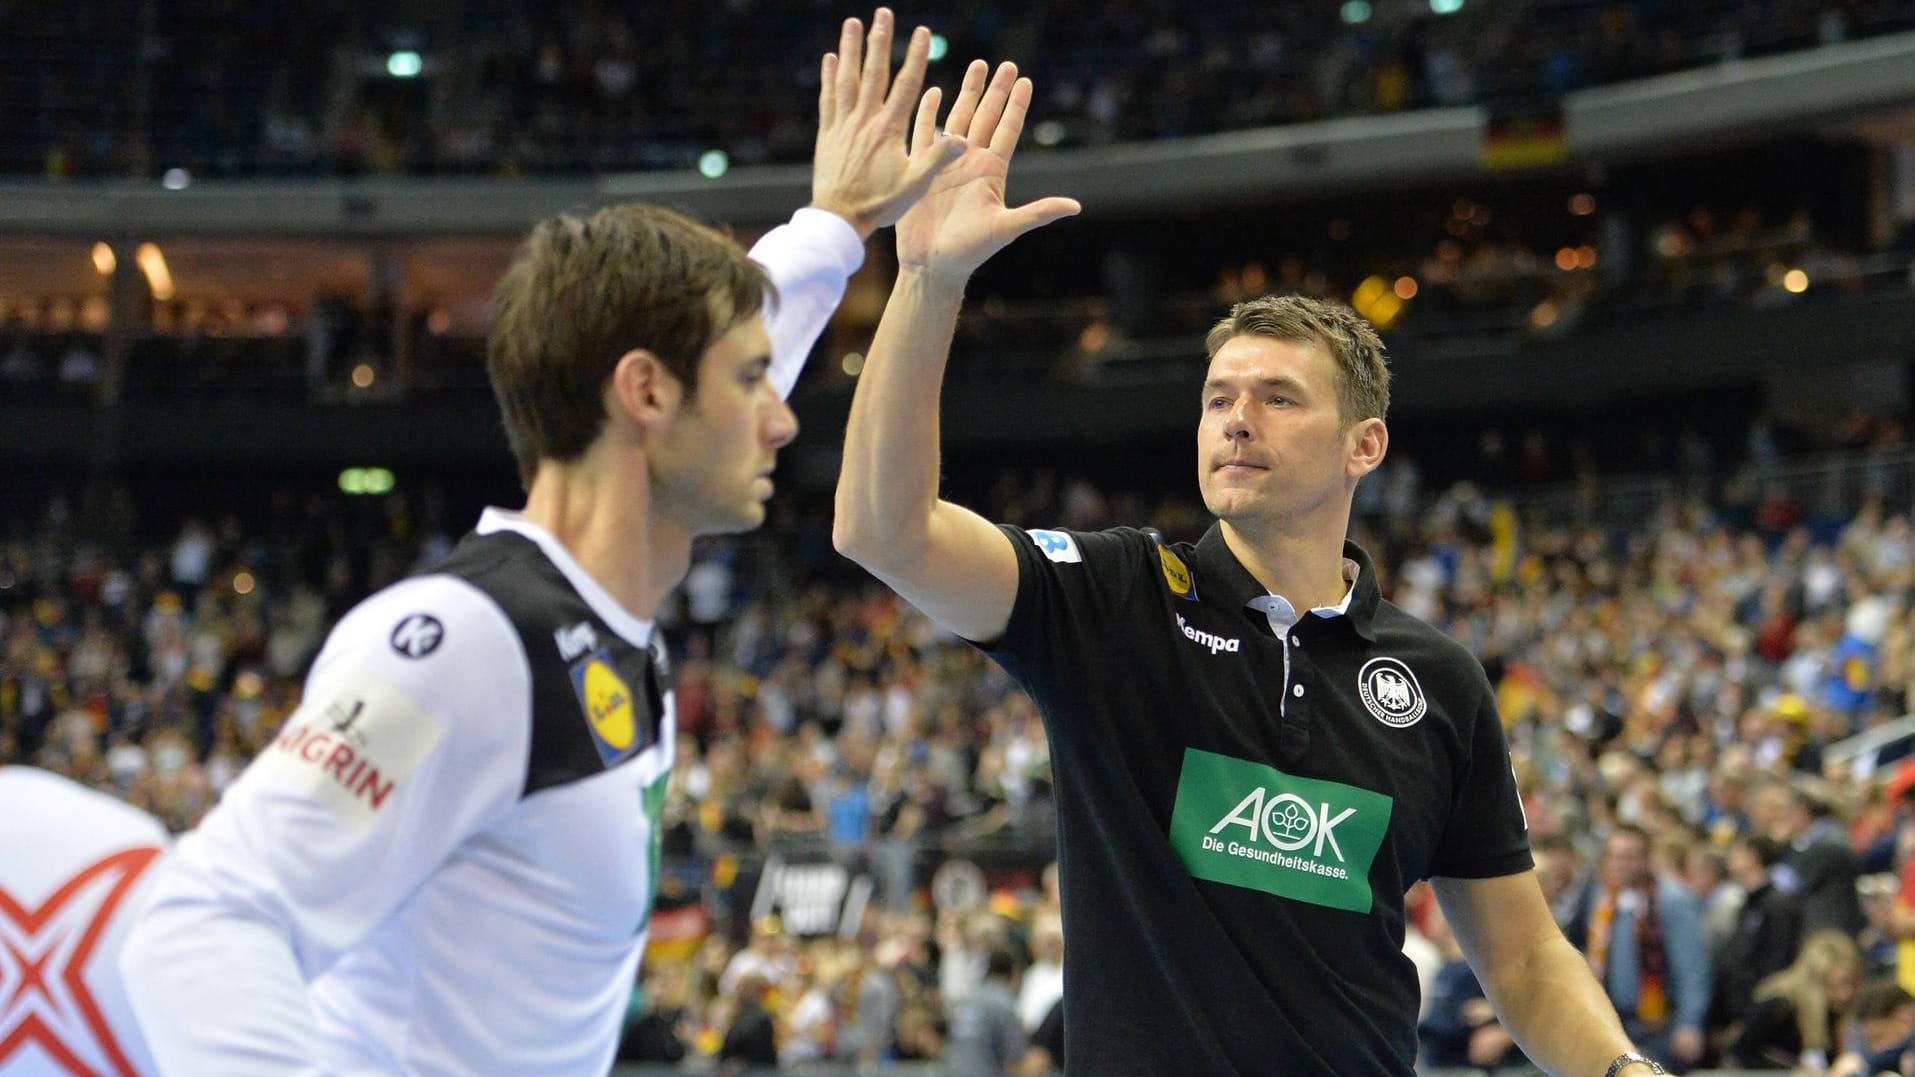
[1564,825,1712,1068]
[1760,780,1869,938]
[1833,978,1915,1077]
[1015,912,1064,1031]
[718,972,779,1074]
[1714,835,1805,1047]
[946,945,1026,1077]
[1726,929,1861,1071]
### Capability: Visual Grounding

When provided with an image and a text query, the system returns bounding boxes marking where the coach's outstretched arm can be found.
[833,60,1078,642]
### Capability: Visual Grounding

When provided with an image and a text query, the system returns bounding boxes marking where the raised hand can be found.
[896,60,1081,281]
[809,9,971,240]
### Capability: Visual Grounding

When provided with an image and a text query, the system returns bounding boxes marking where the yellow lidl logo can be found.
[1159,546,1194,598]
[582,659,636,750]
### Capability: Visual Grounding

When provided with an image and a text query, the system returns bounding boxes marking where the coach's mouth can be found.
[1213,457,1271,473]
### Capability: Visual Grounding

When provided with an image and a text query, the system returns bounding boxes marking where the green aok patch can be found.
[1168,748,1393,913]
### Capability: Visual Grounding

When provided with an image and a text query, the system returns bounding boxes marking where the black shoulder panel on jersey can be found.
[432,531,667,799]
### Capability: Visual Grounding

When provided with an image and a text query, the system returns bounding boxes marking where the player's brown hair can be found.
[1204,295,1390,426]
[487,203,772,487]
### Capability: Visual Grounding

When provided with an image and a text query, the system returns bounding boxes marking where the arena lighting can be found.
[91,243,115,275]
[161,168,190,190]
[841,352,865,376]
[1352,275,1405,329]
[1569,192,1597,216]
[1430,0,1465,13]
[1393,276,1418,300]
[927,33,949,62]
[387,50,423,78]
[1032,120,1066,146]
[1784,268,1809,293]
[232,571,256,596]
[351,363,376,388]
[338,468,397,496]
[1340,0,1372,24]
[135,243,174,301]
[698,149,730,179]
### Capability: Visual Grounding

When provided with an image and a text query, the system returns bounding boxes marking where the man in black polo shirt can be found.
[833,59,1663,1077]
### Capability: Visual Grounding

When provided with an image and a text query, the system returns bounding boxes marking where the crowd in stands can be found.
[6,0,1913,179]
[4,402,1915,1071]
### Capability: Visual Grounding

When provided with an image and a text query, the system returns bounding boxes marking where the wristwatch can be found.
[1603,1051,1667,1077]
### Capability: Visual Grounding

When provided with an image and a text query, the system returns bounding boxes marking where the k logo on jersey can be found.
[390,614,445,659]
[1357,656,1427,728]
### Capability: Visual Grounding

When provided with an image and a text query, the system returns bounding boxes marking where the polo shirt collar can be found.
[1190,522,1381,642]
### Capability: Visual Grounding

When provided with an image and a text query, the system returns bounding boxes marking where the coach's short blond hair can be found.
[1204,295,1390,425]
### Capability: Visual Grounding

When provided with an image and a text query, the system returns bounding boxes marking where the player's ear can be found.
[609,349,683,432]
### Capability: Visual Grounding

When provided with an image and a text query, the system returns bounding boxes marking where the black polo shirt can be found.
[977,522,1531,1076]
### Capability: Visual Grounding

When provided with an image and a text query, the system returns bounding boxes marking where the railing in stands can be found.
[1506,447,1915,529]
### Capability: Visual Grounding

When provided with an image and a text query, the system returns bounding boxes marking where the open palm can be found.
[897,60,1080,280]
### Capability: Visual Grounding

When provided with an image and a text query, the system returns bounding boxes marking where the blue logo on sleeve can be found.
[1026,529,1082,564]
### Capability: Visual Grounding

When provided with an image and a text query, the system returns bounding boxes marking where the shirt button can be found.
[1292,684,1305,697]
[1290,635,1302,646]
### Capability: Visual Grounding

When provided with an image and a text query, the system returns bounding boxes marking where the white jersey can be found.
[0,767,169,1077]
[119,208,865,1077]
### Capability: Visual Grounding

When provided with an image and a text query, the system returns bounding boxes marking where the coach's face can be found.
[1197,334,1383,527]
[651,313,795,535]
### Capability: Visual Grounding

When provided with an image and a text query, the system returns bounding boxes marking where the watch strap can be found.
[1603,1051,1667,1077]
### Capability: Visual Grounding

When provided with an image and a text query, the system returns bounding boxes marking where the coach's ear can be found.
[609,348,684,432]
[1346,417,1388,480]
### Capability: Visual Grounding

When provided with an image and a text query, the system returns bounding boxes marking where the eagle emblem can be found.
[1358,657,1427,728]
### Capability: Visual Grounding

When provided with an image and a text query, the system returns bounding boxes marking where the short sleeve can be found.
[161,574,532,975]
[973,525,1153,676]
[1425,676,1532,880]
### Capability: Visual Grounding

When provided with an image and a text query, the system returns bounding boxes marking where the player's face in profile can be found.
[1196,335,1354,525]
[653,313,795,535]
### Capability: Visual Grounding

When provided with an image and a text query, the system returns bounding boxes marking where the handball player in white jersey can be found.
[119,11,972,1075]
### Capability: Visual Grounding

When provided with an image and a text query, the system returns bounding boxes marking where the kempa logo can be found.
[1175,612,1240,655]
[555,620,600,661]
[390,614,444,659]
[1205,787,1356,875]
[1357,656,1427,728]
[1168,749,1393,913]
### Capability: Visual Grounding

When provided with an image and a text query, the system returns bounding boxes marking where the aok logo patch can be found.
[1168,748,1393,913]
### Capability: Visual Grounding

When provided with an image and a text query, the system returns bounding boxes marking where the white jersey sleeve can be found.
[120,575,531,1077]
[749,207,866,400]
